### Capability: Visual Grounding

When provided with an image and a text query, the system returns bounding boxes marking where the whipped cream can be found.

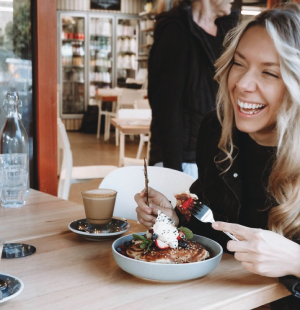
[152,210,179,248]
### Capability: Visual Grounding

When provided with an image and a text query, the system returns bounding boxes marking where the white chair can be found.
[134,99,151,158]
[57,118,118,200]
[96,88,146,143]
[116,108,151,165]
[114,89,146,146]
[99,166,196,220]
[134,99,150,109]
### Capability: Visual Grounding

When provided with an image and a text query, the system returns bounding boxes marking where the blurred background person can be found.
[157,0,181,13]
[148,0,238,178]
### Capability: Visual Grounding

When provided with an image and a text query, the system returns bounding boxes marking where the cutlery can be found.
[143,158,149,206]
[190,202,239,241]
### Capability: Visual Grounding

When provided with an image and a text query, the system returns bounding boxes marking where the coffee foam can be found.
[82,188,117,198]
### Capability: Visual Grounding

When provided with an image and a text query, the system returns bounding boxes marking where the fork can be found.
[190,202,239,241]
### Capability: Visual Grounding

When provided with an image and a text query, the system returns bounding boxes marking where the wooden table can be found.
[111,118,151,167]
[1,190,290,309]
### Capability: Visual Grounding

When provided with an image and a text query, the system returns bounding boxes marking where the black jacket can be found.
[148,1,239,170]
[175,111,300,309]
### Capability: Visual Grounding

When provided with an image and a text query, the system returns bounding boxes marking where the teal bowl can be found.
[112,233,223,282]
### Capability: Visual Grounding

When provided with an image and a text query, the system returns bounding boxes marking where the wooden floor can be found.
[68,131,147,205]
[68,130,270,310]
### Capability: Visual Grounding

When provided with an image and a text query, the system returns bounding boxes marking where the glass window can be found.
[0,0,33,182]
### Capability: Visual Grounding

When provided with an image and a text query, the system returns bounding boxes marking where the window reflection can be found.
[0,0,33,184]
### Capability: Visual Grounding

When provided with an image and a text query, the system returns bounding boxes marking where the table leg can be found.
[119,132,125,167]
[104,116,110,141]
[97,100,103,139]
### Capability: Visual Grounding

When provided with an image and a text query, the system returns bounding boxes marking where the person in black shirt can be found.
[136,3,300,309]
[148,0,238,178]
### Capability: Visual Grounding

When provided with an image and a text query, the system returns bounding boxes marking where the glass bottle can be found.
[0,91,30,192]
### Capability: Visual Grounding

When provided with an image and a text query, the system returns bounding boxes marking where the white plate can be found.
[68,218,130,241]
[0,274,24,303]
[112,233,223,282]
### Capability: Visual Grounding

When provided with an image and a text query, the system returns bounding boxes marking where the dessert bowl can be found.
[112,233,223,282]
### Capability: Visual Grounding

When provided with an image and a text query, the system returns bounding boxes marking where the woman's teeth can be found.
[237,100,265,115]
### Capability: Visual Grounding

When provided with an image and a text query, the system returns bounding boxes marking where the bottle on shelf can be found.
[0,91,30,193]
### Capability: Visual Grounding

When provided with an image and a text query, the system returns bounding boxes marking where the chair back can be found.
[99,166,196,221]
[134,99,150,109]
[57,119,73,200]
[117,108,151,119]
[117,89,145,107]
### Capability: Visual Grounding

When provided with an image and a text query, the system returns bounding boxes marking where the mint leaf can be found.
[133,234,148,242]
[178,227,193,239]
[132,234,154,253]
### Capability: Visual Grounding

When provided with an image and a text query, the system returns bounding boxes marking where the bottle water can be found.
[0,91,30,194]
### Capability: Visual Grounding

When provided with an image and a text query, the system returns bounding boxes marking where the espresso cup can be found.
[81,188,117,232]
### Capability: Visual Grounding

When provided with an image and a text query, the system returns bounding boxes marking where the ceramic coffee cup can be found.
[81,188,117,232]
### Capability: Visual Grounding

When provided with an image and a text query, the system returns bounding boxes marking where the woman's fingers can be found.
[212,222,252,240]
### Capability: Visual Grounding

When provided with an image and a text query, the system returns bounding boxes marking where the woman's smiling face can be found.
[228,26,286,146]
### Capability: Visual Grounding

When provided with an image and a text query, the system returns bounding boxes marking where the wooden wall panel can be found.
[35,0,58,195]
[267,0,281,8]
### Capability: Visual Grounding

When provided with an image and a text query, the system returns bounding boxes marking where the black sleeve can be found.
[148,22,189,171]
[279,239,300,298]
[175,112,217,226]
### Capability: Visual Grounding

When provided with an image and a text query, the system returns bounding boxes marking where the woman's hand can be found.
[212,222,300,278]
[134,187,179,229]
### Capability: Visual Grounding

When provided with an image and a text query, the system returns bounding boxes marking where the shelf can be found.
[90,81,112,84]
[90,34,112,38]
[117,35,136,38]
[140,28,154,32]
[90,65,112,69]
[117,51,136,55]
[139,44,152,48]
[139,11,157,17]
[63,65,84,68]
[117,68,136,71]
[137,57,148,62]
[62,39,85,42]
[63,80,85,83]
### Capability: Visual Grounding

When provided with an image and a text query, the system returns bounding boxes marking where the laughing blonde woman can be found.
[136,3,300,309]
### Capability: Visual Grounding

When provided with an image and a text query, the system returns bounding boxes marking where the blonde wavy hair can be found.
[214,3,300,239]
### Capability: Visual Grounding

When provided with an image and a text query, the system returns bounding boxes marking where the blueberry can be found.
[124,241,132,247]
[116,247,122,252]
[179,241,188,249]
[152,233,158,240]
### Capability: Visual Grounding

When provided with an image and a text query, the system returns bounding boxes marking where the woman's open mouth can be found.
[237,99,265,115]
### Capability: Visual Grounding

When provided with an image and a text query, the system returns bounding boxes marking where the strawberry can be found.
[177,230,185,240]
[155,239,169,249]
[181,197,194,210]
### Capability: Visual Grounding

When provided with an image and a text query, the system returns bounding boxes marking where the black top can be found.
[148,1,239,170]
[239,133,276,229]
[174,111,300,308]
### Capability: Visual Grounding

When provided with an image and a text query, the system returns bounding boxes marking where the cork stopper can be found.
[82,188,117,198]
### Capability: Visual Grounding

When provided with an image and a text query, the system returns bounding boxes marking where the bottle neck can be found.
[5,104,19,118]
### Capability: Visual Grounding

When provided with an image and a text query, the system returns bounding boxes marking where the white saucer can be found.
[68,218,130,241]
[0,273,24,303]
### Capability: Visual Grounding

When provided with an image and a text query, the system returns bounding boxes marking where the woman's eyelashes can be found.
[232,61,242,67]
[263,71,279,78]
